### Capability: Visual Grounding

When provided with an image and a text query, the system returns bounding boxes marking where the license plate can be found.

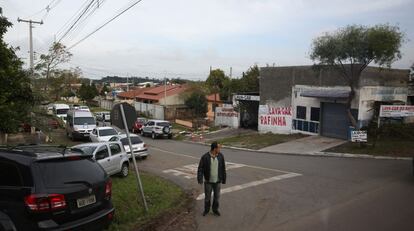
[77,195,96,208]
[83,133,90,137]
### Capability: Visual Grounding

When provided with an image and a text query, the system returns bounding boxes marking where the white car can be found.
[71,142,130,177]
[90,127,119,142]
[109,134,149,159]
[141,120,173,139]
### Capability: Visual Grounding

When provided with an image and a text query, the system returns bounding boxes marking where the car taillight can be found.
[143,143,147,148]
[24,194,67,212]
[105,179,112,200]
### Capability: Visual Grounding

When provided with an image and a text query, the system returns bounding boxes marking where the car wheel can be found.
[141,156,147,160]
[151,132,156,139]
[120,163,129,177]
[168,134,172,139]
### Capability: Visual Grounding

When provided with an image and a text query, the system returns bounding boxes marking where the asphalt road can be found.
[133,136,413,231]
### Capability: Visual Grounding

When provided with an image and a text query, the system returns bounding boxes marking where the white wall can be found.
[358,86,408,126]
[215,106,239,128]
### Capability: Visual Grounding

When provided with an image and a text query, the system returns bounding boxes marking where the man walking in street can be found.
[197,141,226,216]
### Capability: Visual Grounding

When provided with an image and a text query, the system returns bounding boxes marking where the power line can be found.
[58,0,96,43]
[27,0,62,20]
[64,0,107,43]
[55,0,91,38]
[68,0,144,50]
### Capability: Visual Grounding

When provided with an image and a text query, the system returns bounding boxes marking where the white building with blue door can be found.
[259,65,409,139]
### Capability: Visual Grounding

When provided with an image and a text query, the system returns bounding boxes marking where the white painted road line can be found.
[152,146,301,175]
[163,162,246,179]
[196,172,302,200]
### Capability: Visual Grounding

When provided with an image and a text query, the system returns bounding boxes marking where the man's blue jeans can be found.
[204,182,221,213]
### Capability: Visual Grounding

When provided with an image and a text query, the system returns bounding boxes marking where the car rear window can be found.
[36,159,105,188]
[156,122,170,127]
[99,129,117,136]
[121,137,143,145]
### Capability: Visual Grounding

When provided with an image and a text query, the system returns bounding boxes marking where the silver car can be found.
[72,142,130,177]
[109,134,149,159]
[141,120,173,139]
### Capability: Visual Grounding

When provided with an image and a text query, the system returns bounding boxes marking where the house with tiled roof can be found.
[135,84,189,106]
[116,87,155,100]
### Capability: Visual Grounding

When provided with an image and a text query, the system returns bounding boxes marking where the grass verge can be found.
[326,139,414,157]
[217,132,306,150]
[109,171,185,231]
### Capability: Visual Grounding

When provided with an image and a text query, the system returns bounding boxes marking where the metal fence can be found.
[134,102,165,120]
[99,99,115,110]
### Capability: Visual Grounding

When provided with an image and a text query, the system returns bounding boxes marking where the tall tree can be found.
[0,16,34,134]
[240,65,260,92]
[206,69,229,114]
[78,83,98,102]
[35,42,72,91]
[185,91,208,118]
[310,24,404,127]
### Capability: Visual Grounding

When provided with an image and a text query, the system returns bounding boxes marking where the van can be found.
[53,104,70,124]
[66,110,96,140]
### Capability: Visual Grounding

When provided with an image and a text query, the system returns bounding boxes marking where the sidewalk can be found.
[259,135,346,154]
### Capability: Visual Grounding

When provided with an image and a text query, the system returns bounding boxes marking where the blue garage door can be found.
[321,103,349,139]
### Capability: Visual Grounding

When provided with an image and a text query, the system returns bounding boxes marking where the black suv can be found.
[0,145,114,231]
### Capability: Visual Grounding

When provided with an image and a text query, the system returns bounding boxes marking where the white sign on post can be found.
[351,130,367,143]
[379,105,414,117]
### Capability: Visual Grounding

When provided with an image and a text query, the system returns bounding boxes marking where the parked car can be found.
[90,127,119,142]
[0,145,114,231]
[66,109,96,141]
[96,111,111,122]
[132,117,147,134]
[52,104,70,124]
[108,134,148,159]
[79,106,90,111]
[141,120,173,139]
[72,142,130,177]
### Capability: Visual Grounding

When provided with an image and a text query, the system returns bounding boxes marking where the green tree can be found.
[206,69,229,112]
[310,24,404,126]
[78,83,98,102]
[0,16,34,133]
[185,91,208,118]
[35,42,72,91]
[100,84,109,96]
[240,65,260,92]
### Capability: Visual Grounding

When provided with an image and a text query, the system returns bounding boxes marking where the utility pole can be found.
[126,73,129,92]
[164,76,167,107]
[17,18,43,74]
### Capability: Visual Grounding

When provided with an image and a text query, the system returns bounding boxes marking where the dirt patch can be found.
[135,190,198,231]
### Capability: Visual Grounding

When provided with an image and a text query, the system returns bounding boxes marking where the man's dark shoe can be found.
[213,211,221,216]
[202,211,209,216]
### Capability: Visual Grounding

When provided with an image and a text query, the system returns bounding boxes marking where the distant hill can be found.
[92,76,163,85]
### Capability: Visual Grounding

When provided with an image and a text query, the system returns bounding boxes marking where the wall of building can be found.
[358,86,408,126]
[259,65,409,135]
[215,105,239,128]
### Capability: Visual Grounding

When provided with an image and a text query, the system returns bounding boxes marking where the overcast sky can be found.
[2,0,414,80]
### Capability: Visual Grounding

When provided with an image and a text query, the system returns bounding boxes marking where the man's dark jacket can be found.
[197,152,226,184]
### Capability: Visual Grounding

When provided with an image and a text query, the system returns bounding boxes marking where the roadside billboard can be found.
[258,105,292,134]
[379,105,414,117]
[215,106,239,128]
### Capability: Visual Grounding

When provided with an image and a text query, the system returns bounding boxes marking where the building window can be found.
[296,106,306,120]
[310,107,320,121]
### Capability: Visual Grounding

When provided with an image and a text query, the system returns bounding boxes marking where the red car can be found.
[132,117,147,134]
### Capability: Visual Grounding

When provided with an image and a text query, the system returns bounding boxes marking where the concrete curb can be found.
[181,140,412,161]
